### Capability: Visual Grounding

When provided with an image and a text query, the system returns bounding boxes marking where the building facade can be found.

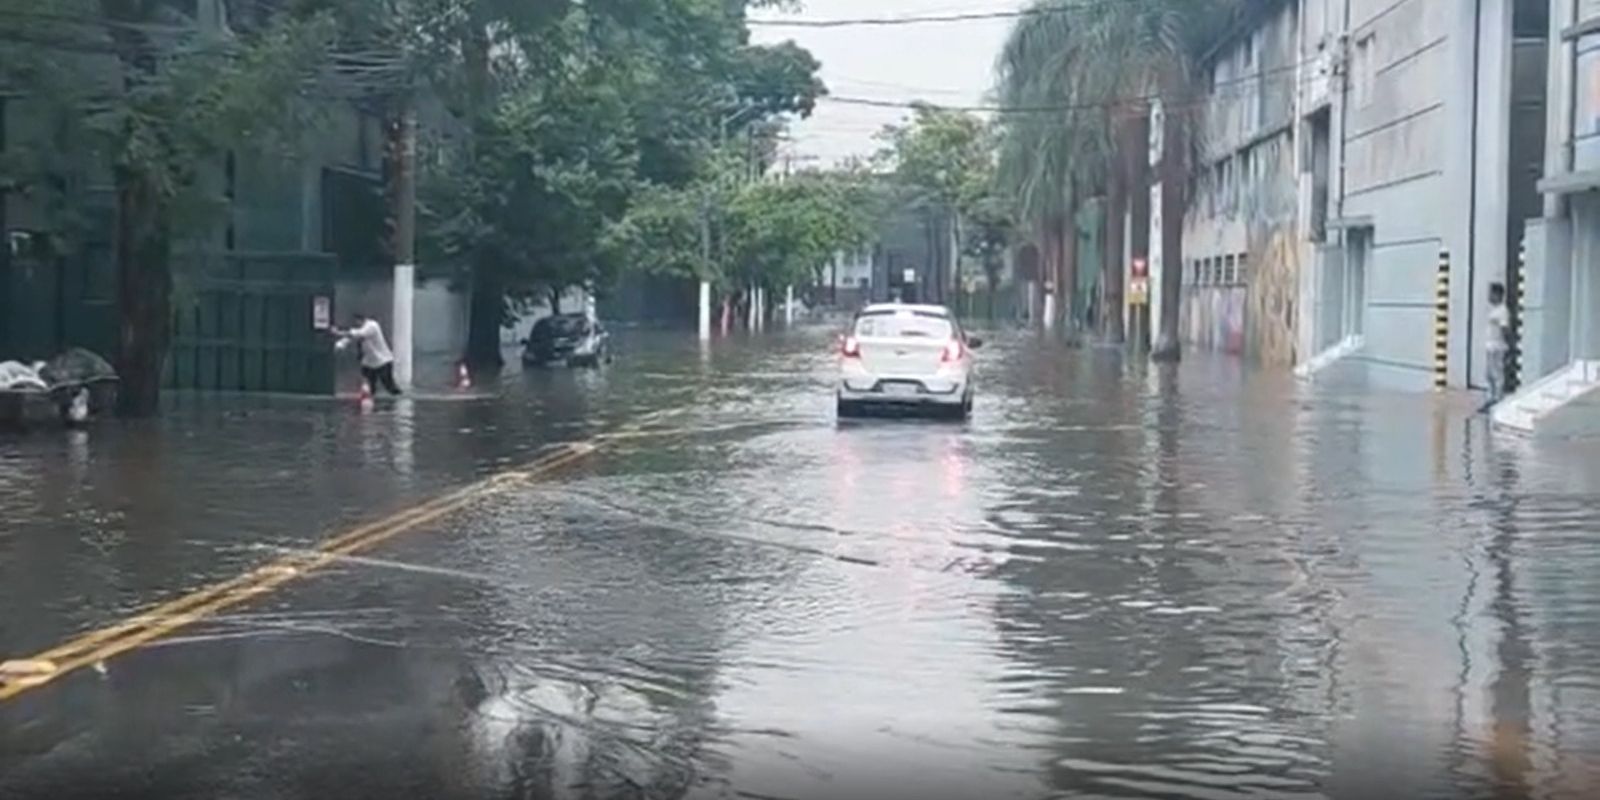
[1506,0,1600,434]
[1184,0,1579,430]
[1183,0,1304,366]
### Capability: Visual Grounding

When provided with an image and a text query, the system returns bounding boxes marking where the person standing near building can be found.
[335,312,401,396]
[1484,282,1511,409]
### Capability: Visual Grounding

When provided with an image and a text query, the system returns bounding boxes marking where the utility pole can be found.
[389,97,416,390]
[717,105,761,333]
[699,193,712,341]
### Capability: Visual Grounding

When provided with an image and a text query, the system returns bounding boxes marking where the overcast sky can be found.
[749,0,1031,168]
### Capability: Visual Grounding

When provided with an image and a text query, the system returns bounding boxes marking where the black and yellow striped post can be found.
[1433,248,1450,390]
[1509,238,1527,392]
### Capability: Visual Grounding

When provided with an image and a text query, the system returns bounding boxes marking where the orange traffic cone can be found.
[456,362,473,390]
[357,381,374,412]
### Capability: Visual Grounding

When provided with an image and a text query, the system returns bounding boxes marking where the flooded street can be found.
[3,327,1600,800]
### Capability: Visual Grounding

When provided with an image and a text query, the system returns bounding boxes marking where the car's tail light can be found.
[841,336,861,358]
[941,338,963,363]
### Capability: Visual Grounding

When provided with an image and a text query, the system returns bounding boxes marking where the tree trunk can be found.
[1128,108,1153,351]
[464,260,504,369]
[115,169,172,416]
[1103,155,1127,343]
[459,20,502,370]
[1040,216,1063,328]
[984,258,1000,321]
[1152,88,1187,363]
[949,209,962,314]
[549,286,562,315]
[1061,198,1079,333]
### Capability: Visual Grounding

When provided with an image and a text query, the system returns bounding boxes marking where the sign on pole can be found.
[1129,258,1149,306]
[902,268,916,283]
[312,296,332,330]
[1129,276,1150,306]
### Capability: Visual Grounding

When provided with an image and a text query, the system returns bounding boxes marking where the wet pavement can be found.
[3,326,1600,800]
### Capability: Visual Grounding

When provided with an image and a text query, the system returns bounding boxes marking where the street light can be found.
[719,104,764,147]
[699,102,764,341]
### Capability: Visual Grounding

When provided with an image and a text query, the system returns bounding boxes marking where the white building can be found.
[821,247,875,308]
[1176,0,1600,435]
[1502,0,1600,435]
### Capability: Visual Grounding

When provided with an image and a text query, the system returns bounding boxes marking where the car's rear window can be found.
[536,316,588,336]
[853,313,953,340]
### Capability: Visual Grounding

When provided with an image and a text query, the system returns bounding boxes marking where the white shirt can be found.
[1486,304,1511,353]
[341,319,394,369]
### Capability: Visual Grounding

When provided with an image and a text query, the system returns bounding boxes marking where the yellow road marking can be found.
[0,439,606,703]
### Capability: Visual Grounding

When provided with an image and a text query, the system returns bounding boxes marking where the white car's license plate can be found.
[882,382,919,397]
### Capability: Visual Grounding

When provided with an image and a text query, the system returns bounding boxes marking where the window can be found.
[1236,253,1250,286]
[854,312,952,340]
[1353,33,1375,110]
[1224,254,1237,284]
[1576,33,1600,138]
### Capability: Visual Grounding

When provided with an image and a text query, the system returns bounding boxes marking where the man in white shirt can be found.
[335,312,401,396]
[1485,282,1511,407]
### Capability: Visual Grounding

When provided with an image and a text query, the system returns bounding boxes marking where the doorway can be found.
[1342,227,1370,340]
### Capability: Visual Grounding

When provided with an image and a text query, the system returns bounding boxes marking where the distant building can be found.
[0,0,398,394]
[822,247,875,308]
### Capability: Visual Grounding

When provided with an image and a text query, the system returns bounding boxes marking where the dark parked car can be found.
[521,314,610,368]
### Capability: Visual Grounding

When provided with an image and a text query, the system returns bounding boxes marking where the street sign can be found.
[902,268,916,283]
[312,296,332,330]
[1129,276,1149,306]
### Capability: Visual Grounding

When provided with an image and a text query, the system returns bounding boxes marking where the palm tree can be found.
[995,0,1245,352]
[995,4,1098,332]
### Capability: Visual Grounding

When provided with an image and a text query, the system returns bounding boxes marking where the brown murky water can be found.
[3,327,1600,800]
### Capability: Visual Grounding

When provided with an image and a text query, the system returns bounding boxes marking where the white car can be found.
[836,303,982,419]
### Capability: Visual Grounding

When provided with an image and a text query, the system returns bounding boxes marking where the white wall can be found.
[334,277,468,356]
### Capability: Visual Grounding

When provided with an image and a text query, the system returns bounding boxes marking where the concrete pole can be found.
[390,100,417,390]
[392,264,414,388]
[698,280,712,340]
[785,285,795,325]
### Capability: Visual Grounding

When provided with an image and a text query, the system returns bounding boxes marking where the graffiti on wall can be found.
[1180,124,1301,367]
[1182,286,1245,354]
[1244,228,1299,367]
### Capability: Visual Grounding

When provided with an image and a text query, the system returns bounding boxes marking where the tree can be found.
[963,194,1017,320]
[876,105,996,309]
[725,171,877,298]
[994,0,1244,351]
[610,162,878,321]
[412,0,826,367]
[0,0,337,414]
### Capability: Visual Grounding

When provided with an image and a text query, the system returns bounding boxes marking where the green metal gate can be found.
[166,252,337,394]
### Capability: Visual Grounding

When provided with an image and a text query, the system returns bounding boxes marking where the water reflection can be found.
[2,330,1600,799]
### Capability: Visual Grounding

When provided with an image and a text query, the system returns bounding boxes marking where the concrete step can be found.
[1494,359,1600,437]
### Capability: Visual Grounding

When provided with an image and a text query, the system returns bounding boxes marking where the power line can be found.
[817,52,1328,115]
[746,1,1112,29]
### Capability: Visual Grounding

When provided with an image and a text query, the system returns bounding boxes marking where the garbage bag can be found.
[39,348,117,388]
[0,361,48,392]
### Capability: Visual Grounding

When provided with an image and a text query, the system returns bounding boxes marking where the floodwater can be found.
[2,327,1600,800]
